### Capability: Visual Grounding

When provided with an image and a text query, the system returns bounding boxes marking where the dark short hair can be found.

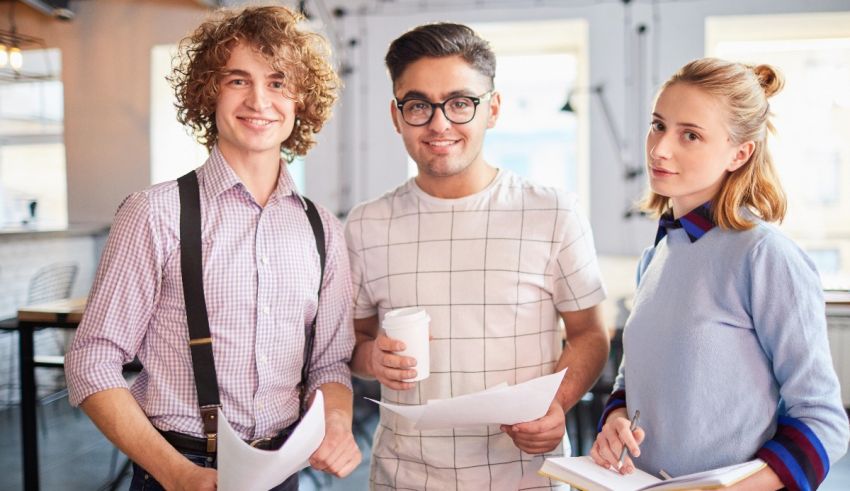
[385,23,496,89]
[169,6,339,161]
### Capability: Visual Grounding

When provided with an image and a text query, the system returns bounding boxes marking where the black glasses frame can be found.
[395,90,494,127]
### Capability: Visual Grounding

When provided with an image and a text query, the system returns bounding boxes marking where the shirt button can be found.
[261,255,269,265]
[257,402,264,410]
[259,354,268,364]
[262,305,270,315]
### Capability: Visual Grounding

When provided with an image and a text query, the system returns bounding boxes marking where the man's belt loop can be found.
[200,405,220,453]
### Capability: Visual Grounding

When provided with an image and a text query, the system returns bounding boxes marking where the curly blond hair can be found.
[169,5,339,162]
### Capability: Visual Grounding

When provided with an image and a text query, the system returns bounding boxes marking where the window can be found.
[708,12,850,290]
[0,48,66,227]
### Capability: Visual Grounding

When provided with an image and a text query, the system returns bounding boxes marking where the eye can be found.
[270,81,284,89]
[683,131,699,142]
[228,78,247,87]
[450,98,472,109]
[404,100,430,113]
[650,121,664,132]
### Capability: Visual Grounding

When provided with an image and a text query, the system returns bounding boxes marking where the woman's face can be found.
[646,83,753,217]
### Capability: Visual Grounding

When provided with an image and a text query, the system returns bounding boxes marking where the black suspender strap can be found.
[300,197,325,419]
[176,170,326,451]
[177,171,221,453]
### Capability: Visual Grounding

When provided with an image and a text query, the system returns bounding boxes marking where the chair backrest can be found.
[26,262,78,305]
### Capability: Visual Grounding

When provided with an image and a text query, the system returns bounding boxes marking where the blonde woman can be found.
[592,58,848,490]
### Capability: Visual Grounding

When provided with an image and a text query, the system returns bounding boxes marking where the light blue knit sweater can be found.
[611,219,848,488]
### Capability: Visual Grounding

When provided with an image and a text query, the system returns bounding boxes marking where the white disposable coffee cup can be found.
[382,307,430,382]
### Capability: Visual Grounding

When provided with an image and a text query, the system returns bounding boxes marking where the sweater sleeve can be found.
[597,246,657,432]
[749,233,849,491]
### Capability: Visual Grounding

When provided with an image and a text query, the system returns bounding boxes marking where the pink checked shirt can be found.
[65,146,354,440]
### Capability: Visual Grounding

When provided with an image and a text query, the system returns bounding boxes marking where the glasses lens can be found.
[401,100,432,125]
[444,96,476,124]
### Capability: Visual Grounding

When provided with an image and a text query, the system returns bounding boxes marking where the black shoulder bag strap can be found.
[177,170,326,452]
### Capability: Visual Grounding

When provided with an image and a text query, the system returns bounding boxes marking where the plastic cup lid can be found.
[382,307,430,329]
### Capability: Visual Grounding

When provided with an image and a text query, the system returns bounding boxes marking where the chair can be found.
[1,262,79,409]
[23,263,78,431]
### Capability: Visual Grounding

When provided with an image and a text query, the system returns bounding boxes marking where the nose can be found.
[246,85,271,111]
[427,105,452,132]
[648,130,672,160]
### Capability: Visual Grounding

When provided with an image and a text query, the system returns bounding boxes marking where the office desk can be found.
[15,297,85,491]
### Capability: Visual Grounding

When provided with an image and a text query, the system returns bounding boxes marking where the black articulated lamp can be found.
[561,84,642,181]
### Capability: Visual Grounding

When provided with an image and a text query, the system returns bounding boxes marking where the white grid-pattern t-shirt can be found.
[346,170,606,490]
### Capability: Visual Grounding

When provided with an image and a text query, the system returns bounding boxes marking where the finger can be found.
[377,376,416,391]
[380,353,417,369]
[511,414,561,435]
[589,440,607,467]
[616,424,641,457]
[633,427,646,445]
[334,448,363,478]
[604,430,625,462]
[377,367,417,382]
[596,435,621,468]
[511,429,564,449]
[376,334,406,352]
[619,455,636,475]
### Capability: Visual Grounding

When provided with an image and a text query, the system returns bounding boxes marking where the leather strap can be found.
[176,170,326,452]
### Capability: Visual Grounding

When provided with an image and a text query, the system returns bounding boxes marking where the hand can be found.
[368,332,418,390]
[590,408,645,475]
[309,408,362,478]
[170,463,217,491]
[500,400,566,454]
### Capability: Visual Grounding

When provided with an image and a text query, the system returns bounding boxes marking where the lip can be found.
[422,138,461,153]
[650,165,677,177]
[237,116,278,130]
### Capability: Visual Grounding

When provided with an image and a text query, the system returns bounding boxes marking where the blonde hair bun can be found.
[753,64,784,98]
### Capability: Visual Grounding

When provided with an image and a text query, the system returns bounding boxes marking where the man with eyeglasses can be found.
[345,23,609,489]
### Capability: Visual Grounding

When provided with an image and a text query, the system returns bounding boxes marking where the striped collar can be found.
[654,202,716,246]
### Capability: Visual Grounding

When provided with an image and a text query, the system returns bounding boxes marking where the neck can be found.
[218,144,281,207]
[415,160,498,199]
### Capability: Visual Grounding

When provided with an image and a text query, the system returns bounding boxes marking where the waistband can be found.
[159,427,292,455]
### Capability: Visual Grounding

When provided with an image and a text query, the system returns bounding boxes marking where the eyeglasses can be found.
[395,90,494,126]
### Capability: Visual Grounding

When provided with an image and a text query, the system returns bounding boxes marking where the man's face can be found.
[391,55,500,179]
[215,42,298,161]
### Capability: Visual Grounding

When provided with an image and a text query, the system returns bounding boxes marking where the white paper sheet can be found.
[369,369,567,430]
[217,390,326,491]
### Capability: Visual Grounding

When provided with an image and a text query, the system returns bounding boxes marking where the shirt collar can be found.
[654,202,716,246]
[200,145,301,205]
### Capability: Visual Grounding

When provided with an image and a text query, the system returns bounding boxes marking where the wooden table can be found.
[15,297,86,491]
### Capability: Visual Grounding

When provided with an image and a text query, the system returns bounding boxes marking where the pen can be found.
[617,409,640,470]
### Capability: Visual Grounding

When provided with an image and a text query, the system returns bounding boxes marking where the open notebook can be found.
[538,456,766,491]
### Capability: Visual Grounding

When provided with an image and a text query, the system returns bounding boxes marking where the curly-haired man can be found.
[65,6,359,490]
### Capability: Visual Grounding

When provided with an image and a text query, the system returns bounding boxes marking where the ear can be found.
[486,91,501,129]
[390,99,402,134]
[727,140,755,172]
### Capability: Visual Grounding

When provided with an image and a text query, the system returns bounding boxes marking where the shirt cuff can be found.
[597,389,627,433]
[307,365,354,398]
[755,416,830,491]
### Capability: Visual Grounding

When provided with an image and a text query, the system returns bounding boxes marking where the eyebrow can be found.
[651,112,704,130]
[396,89,479,101]
[220,69,285,80]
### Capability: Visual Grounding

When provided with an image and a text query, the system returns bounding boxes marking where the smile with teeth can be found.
[427,140,459,147]
[240,117,275,126]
